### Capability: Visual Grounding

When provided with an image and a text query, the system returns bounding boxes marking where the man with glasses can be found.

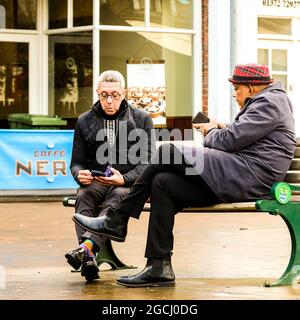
[65,70,155,282]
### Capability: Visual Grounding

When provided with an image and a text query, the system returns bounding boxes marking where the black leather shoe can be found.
[116,254,175,287]
[65,246,88,270]
[81,255,100,282]
[72,208,128,242]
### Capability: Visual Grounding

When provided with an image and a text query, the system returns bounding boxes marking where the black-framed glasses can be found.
[98,91,122,100]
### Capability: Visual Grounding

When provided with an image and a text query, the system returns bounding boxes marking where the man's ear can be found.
[123,89,127,97]
[248,84,254,95]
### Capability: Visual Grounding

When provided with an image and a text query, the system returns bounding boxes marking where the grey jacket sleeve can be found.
[122,115,155,186]
[204,97,280,152]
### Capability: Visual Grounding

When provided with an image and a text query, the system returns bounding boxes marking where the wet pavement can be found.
[0,201,299,300]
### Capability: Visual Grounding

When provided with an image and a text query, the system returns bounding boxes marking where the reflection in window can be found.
[258,49,268,66]
[0,0,37,29]
[100,30,192,123]
[258,48,288,92]
[273,75,287,91]
[100,0,193,29]
[49,32,93,118]
[73,0,93,26]
[150,0,193,29]
[49,0,67,29]
[0,42,29,118]
[272,49,287,72]
[0,5,5,28]
[100,0,144,26]
[258,18,291,35]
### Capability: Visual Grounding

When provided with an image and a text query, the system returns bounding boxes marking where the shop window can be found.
[150,0,193,29]
[100,30,192,126]
[272,74,287,91]
[100,0,193,29]
[0,0,37,29]
[100,0,145,26]
[258,18,291,35]
[0,5,5,28]
[258,49,268,66]
[272,49,287,71]
[0,42,29,119]
[48,32,93,118]
[258,48,288,91]
[49,0,67,29]
[73,0,93,26]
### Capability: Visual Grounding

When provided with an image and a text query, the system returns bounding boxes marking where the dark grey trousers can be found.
[75,181,129,251]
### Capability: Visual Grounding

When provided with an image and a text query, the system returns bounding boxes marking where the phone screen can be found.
[192,112,210,124]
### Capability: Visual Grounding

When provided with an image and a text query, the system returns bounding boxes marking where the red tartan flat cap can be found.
[228,63,274,85]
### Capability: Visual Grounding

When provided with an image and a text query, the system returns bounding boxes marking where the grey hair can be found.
[97,70,125,89]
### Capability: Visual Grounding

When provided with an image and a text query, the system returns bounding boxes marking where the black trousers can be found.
[117,143,220,258]
[75,181,129,250]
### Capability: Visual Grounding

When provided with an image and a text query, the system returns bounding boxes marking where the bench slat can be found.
[284,171,300,183]
[289,159,300,170]
[142,202,257,212]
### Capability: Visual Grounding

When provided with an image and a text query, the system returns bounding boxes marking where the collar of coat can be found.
[245,82,285,107]
[237,82,285,120]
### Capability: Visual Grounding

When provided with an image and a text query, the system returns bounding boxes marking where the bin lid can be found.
[7,114,67,125]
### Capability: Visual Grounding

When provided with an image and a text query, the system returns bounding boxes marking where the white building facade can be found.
[210,0,300,135]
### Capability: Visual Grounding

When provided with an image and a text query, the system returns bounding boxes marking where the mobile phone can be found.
[192,111,210,124]
[91,170,106,177]
[104,165,113,177]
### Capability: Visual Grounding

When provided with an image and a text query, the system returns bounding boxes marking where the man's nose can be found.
[107,95,113,102]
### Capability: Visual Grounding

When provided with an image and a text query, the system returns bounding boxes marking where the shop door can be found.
[258,40,300,136]
[0,34,38,123]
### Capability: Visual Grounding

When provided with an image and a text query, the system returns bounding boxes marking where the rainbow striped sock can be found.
[80,239,95,256]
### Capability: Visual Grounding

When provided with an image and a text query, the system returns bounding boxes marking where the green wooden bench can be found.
[63,138,300,287]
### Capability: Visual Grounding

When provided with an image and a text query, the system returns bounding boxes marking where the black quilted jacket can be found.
[70,100,155,187]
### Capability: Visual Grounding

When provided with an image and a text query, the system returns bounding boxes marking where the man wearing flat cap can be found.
[72,63,297,288]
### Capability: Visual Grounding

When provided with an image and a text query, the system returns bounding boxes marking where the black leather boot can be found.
[65,246,99,281]
[65,246,88,270]
[72,208,129,242]
[116,253,175,287]
[81,255,100,282]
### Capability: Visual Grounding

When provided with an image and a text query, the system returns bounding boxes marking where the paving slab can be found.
[0,202,299,300]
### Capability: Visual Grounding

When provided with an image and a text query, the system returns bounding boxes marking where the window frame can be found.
[45,0,201,119]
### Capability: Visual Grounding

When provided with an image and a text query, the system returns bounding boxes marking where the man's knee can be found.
[151,172,173,192]
[106,187,129,201]
[76,181,107,201]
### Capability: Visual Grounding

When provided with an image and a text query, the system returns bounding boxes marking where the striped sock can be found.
[80,239,95,256]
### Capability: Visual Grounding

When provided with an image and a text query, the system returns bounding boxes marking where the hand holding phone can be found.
[91,165,113,178]
[192,111,210,124]
[91,170,106,177]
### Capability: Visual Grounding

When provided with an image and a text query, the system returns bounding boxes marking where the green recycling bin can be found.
[7,114,67,129]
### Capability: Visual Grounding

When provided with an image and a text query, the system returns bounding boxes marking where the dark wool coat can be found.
[180,82,296,202]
